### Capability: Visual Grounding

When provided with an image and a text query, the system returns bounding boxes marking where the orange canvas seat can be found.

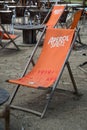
[67,9,87,48]
[0,31,17,39]
[69,9,87,75]
[69,10,82,29]
[45,5,66,28]
[7,28,79,118]
[9,28,74,88]
[40,4,66,30]
[0,24,20,50]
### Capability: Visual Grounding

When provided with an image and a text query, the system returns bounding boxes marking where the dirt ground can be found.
[0,20,87,130]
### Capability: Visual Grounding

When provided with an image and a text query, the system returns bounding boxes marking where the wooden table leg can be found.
[23,29,36,44]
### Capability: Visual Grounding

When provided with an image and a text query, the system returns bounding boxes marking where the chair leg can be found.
[66,61,79,95]
[41,93,52,118]
[76,28,87,47]
[79,61,87,74]
[8,85,20,105]
[5,105,10,130]
[0,43,3,47]
[0,105,10,130]
[76,32,84,45]
[0,39,3,47]
[2,36,20,50]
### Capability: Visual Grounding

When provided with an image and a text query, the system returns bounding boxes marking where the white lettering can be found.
[53,9,63,14]
[48,36,69,48]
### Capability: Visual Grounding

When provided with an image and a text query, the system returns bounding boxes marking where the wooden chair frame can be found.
[7,28,80,118]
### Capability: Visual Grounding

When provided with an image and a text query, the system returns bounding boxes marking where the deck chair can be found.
[67,9,87,48]
[0,19,20,50]
[7,28,80,118]
[44,5,66,28]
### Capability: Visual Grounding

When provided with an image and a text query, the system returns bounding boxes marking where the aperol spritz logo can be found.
[53,9,63,14]
[48,36,69,48]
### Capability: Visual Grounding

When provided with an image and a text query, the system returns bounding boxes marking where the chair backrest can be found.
[10,28,75,88]
[45,5,65,28]
[69,10,82,29]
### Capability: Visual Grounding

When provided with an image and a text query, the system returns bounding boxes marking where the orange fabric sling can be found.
[70,10,82,29]
[46,5,65,28]
[8,28,75,88]
[0,31,17,39]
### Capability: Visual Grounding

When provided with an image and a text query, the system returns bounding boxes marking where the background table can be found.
[14,24,45,44]
[0,88,9,105]
[0,0,15,4]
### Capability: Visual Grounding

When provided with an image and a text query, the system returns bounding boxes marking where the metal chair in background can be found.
[0,105,10,130]
[0,10,20,50]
